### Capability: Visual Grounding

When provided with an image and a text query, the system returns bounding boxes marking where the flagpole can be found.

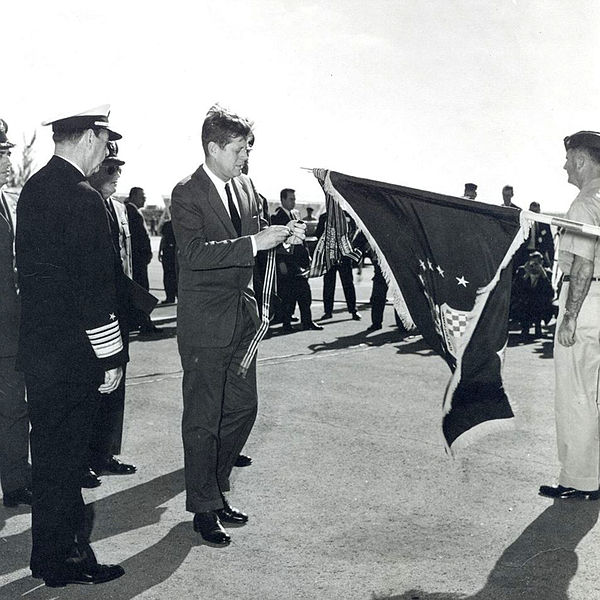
[521,210,600,238]
[300,168,600,238]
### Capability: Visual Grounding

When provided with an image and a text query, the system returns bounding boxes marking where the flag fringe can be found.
[318,170,416,330]
[448,413,516,455]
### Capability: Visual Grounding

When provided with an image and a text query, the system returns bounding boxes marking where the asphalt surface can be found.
[1,238,599,600]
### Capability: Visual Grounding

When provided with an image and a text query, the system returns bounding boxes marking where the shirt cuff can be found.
[250,235,257,256]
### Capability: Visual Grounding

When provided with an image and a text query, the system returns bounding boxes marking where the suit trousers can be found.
[181,304,258,513]
[323,258,356,314]
[370,263,388,327]
[0,356,30,494]
[554,281,600,491]
[26,375,100,577]
[88,365,126,465]
[162,247,178,302]
[279,274,313,325]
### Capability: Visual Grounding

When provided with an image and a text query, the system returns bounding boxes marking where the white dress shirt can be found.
[203,164,257,255]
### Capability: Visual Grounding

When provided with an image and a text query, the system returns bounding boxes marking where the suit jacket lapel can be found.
[194,167,238,238]
[230,178,252,235]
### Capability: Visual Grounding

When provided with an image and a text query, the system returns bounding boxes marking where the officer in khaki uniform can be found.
[539,131,600,501]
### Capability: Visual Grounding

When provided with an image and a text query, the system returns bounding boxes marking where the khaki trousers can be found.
[554,281,600,491]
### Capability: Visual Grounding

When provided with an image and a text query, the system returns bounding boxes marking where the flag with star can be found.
[313,169,529,453]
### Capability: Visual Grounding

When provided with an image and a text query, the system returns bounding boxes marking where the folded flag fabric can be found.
[313,169,529,453]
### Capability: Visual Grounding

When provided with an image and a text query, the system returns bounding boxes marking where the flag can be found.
[314,169,529,453]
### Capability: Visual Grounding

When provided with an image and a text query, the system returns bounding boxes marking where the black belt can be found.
[563,275,600,282]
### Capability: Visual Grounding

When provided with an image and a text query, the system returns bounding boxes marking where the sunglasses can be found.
[103,165,122,176]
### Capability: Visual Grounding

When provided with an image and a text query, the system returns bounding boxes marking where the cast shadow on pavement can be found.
[130,325,177,343]
[0,469,186,597]
[306,327,410,354]
[374,499,599,600]
[1,522,198,600]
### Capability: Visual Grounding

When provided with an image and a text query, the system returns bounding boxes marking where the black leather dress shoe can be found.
[538,484,600,500]
[301,321,324,331]
[351,311,362,321]
[320,313,333,320]
[366,323,382,332]
[281,323,295,332]
[216,496,248,524]
[3,487,32,507]
[81,468,101,489]
[96,456,137,475]
[193,511,231,544]
[234,454,252,467]
[44,563,125,587]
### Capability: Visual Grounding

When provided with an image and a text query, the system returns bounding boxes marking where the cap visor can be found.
[106,128,122,141]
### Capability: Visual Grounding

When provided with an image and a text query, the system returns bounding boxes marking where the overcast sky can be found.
[4,0,599,212]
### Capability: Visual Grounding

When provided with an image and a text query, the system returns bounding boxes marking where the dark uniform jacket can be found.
[0,188,20,358]
[171,167,266,352]
[15,156,127,384]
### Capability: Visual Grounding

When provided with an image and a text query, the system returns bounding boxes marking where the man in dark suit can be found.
[271,188,322,331]
[125,186,158,333]
[316,211,361,321]
[16,105,127,587]
[526,201,555,268]
[0,118,31,509]
[171,105,304,545]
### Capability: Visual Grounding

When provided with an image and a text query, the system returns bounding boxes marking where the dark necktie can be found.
[225,182,242,236]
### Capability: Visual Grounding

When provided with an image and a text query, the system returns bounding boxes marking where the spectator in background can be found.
[462,183,477,199]
[0,118,31,509]
[125,187,158,333]
[501,185,520,209]
[159,207,178,304]
[303,206,316,221]
[271,188,322,332]
[316,210,361,321]
[526,201,555,268]
[86,142,137,488]
[511,251,554,339]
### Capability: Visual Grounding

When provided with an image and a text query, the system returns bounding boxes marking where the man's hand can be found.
[557,314,577,347]
[255,225,295,251]
[285,220,307,246]
[99,367,123,394]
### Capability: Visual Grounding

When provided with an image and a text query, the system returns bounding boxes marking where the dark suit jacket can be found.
[171,166,266,352]
[271,206,310,277]
[0,188,19,358]
[15,156,127,384]
[125,201,152,286]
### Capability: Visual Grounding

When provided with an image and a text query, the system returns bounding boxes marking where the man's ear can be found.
[207,140,219,157]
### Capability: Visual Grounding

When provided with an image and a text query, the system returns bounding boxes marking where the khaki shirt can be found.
[558,177,600,276]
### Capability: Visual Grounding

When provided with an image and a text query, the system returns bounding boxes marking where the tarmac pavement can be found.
[1,240,599,599]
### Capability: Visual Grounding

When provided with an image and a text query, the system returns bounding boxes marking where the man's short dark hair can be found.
[201,105,253,155]
[582,146,600,166]
[280,188,295,201]
[128,186,144,201]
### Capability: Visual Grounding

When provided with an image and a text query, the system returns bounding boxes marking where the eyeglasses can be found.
[104,165,122,175]
[0,151,11,158]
